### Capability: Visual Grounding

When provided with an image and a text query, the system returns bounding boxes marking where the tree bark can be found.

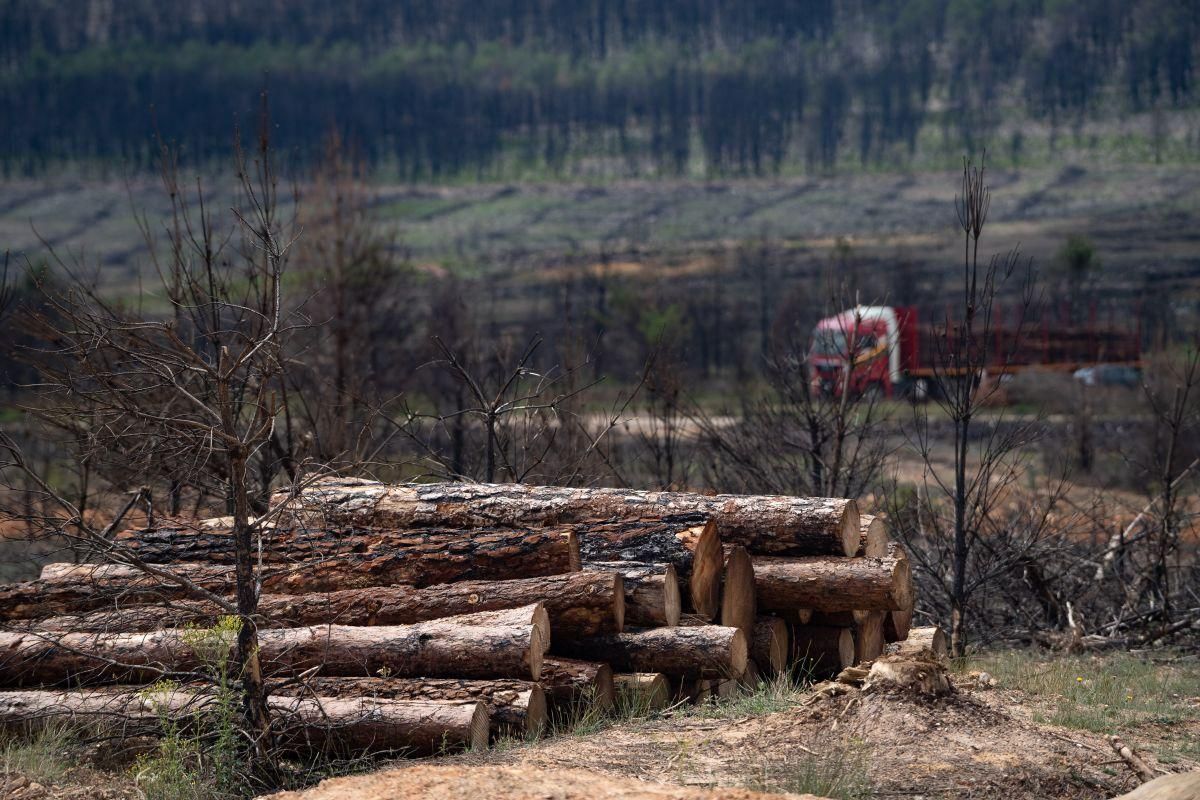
[538,657,614,711]
[0,689,488,755]
[554,626,747,679]
[612,673,670,710]
[857,515,888,558]
[0,607,545,686]
[752,556,912,613]
[28,567,616,638]
[285,479,859,556]
[750,617,789,675]
[790,624,854,674]
[577,520,722,618]
[275,677,545,738]
[720,547,756,642]
[583,562,677,628]
[113,525,580,587]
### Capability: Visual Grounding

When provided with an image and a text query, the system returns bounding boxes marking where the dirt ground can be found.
[5,659,1196,800]
[263,662,1196,800]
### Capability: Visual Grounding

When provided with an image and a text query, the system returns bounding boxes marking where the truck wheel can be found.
[908,378,929,403]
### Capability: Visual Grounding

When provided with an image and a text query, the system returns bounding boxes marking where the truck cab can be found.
[809,305,905,398]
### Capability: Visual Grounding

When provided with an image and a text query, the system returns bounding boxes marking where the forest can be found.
[2,0,1198,177]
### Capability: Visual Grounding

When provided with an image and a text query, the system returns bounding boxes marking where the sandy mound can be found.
[261,764,826,800]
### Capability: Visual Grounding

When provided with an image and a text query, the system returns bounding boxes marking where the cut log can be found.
[555,625,746,679]
[887,626,948,660]
[750,617,789,675]
[578,520,723,618]
[854,612,886,663]
[883,543,913,643]
[277,678,546,738]
[790,624,854,675]
[857,515,888,558]
[538,657,614,711]
[112,525,580,588]
[794,608,813,625]
[28,567,618,638]
[583,562,677,628]
[752,555,911,613]
[719,547,756,641]
[0,689,488,755]
[0,564,240,622]
[284,479,860,557]
[0,607,545,686]
[612,673,670,711]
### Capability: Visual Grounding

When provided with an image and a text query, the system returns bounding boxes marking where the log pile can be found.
[0,480,919,759]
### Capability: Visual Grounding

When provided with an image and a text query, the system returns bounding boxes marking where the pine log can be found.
[578,520,723,618]
[0,689,488,755]
[28,567,618,638]
[887,626,947,660]
[612,673,670,711]
[719,547,756,642]
[555,625,747,679]
[0,607,545,686]
[790,624,854,674]
[583,562,677,628]
[857,515,888,558]
[854,612,886,663]
[284,479,860,557]
[276,678,545,738]
[752,555,912,613]
[0,564,241,622]
[883,543,913,643]
[538,657,614,711]
[750,617,789,675]
[112,525,580,587]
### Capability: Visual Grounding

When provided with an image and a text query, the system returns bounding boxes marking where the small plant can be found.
[133,617,250,800]
[1,723,76,785]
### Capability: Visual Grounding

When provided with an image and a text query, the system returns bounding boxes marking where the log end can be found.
[564,530,582,572]
[593,661,616,710]
[468,701,491,751]
[729,627,749,678]
[753,617,789,675]
[531,603,552,654]
[836,627,855,668]
[720,546,756,639]
[689,520,723,619]
[662,564,682,627]
[612,574,627,633]
[839,500,862,557]
[891,557,913,612]
[885,607,913,643]
[858,515,889,559]
[528,626,546,680]
[613,672,669,711]
[524,684,548,738]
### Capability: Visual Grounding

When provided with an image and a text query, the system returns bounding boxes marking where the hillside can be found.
[2,0,1198,178]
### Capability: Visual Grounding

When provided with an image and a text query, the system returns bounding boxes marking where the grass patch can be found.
[744,738,872,800]
[1,723,76,785]
[963,650,1200,736]
[687,672,809,720]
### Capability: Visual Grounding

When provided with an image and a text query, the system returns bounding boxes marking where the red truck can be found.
[809,305,1142,399]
